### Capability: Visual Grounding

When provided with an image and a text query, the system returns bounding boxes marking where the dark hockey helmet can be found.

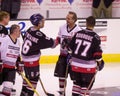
[30,13,43,26]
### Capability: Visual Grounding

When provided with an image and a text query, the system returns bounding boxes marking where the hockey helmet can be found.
[30,13,43,26]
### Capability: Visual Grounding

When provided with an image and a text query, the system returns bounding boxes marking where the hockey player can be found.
[20,13,56,96]
[69,16,104,96]
[54,11,81,96]
[0,11,10,37]
[0,24,23,96]
[0,11,10,85]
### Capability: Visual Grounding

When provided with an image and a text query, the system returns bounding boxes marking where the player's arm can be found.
[0,27,8,37]
[0,54,2,73]
[68,34,76,52]
[52,36,61,48]
[16,56,24,73]
[38,32,55,49]
[0,38,3,73]
[53,27,62,47]
[93,34,104,71]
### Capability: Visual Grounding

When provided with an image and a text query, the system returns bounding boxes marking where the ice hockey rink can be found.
[0,62,119,96]
[1,19,120,96]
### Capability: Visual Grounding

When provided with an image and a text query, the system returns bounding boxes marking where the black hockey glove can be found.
[61,38,71,49]
[0,60,3,73]
[16,61,24,73]
[97,59,104,71]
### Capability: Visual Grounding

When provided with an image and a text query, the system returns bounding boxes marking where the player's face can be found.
[39,18,45,28]
[3,15,10,25]
[66,14,75,26]
[15,27,21,38]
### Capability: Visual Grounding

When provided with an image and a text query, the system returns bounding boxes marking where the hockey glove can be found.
[97,59,104,71]
[0,60,3,73]
[61,38,71,49]
[52,38,60,48]
[16,61,24,73]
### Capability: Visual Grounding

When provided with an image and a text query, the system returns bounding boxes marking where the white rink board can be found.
[18,0,120,19]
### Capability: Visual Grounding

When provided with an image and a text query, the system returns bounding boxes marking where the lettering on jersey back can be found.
[26,32,39,43]
[76,33,93,42]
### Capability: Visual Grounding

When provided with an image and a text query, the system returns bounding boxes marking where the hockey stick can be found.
[19,72,40,96]
[63,63,69,95]
[38,77,54,96]
[84,68,98,96]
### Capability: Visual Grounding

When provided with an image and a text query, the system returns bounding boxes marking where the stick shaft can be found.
[20,72,40,96]
[84,70,98,96]
[39,77,47,94]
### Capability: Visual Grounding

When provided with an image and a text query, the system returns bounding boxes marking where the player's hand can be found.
[56,37,60,45]
[0,60,3,73]
[16,61,24,73]
[97,59,104,71]
[52,39,59,48]
[61,38,69,49]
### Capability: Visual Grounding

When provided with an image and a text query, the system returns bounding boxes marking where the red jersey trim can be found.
[3,64,15,69]
[71,65,96,73]
[24,60,39,67]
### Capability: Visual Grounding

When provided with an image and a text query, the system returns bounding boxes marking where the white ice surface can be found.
[1,63,120,96]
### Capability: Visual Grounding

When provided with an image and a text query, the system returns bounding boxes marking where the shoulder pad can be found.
[0,25,3,31]
[36,31,43,37]
[94,34,100,40]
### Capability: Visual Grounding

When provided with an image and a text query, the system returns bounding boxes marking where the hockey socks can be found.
[72,83,90,96]
[59,78,66,96]
[1,81,13,96]
[20,76,38,96]
[20,86,34,96]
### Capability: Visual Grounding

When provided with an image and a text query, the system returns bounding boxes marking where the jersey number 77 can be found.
[74,39,91,57]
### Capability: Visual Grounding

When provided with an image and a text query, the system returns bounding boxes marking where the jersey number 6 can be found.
[22,40,32,54]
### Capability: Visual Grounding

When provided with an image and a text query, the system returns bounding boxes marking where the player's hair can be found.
[69,11,77,22]
[10,24,20,34]
[0,11,9,21]
[86,16,96,27]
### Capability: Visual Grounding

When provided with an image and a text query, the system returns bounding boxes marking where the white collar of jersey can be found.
[9,35,17,44]
[67,24,77,33]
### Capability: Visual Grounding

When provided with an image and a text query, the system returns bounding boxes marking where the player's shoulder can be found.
[86,29,101,41]
[76,29,85,33]
[5,35,11,40]
[0,24,7,31]
[94,33,100,41]
[75,24,81,30]
[0,35,9,43]
[36,31,45,37]
[28,27,44,37]
[0,24,4,31]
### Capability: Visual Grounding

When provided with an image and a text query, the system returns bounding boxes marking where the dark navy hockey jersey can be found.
[69,28,103,73]
[69,28,102,61]
[0,24,8,37]
[21,27,54,62]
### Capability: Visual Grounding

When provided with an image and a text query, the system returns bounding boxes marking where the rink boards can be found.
[39,54,120,64]
[7,19,120,64]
